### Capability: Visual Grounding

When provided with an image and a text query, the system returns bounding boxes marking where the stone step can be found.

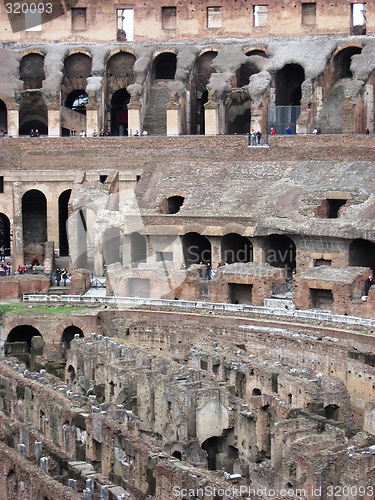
[143,82,171,135]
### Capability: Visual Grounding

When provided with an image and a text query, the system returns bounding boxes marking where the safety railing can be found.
[22,293,375,328]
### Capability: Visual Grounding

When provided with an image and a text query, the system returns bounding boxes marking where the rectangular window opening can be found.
[162,7,177,30]
[207,7,222,29]
[25,12,42,31]
[72,8,87,31]
[351,3,366,35]
[310,289,334,310]
[0,177,3,193]
[302,3,316,26]
[314,259,332,267]
[253,5,268,27]
[117,9,134,41]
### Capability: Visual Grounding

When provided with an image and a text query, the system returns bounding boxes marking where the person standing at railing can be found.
[62,268,69,286]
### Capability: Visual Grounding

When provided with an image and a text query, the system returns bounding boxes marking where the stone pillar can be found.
[204,101,219,135]
[250,102,262,134]
[8,109,19,136]
[173,235,184,270]
[128,102,141,136]
[48,108,60,137]
[208,236,221,269]
[365,83,374,133]
[94,229,104,276]
[86,108,99,136]
[167,103,180,136]
[47,188,60,250]
[252,238,263,264]
[12,182,24,269]
[122,234,132,268]
[146,235,156,263]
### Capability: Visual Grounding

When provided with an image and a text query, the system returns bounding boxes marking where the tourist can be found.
[285,125,292,135]
[71,128,77,136]
[61,268,69,286]
[29,129,35,137]
[92,129,98,137]
[55,268,61,286]
[99,128,105,137]
[79,130,86,137]
[250,128,257,146]
[256,130,262,145]
[270,127,276,136]
[364,275,374,295]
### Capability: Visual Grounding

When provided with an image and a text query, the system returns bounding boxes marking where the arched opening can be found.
[19,53,45,90]
[166,196,184,214]
[110,89,130,136]
[226,91,251,135]
[67,365,76,383]
[115,386,138,413]
[153,52,177,80]
[65,90,88,115]
[191,51,217,134]
[324,404,340,421]
[61,326,84,349]
[19,92,48,135]
[6,470,18,498]
[59,190,71,257]
[221,233,253,264]
[264,234,296,278]
[333,47,362,81]
[103,227,124,266]
[236,60,260,87]
[22,190,47,264]
[348,239,375,274]
[252,388,262,396]
[272,64,305,134]
[182,232,211,267]
[202,436,220,470]
[172,450,182,460]
[106,52,136,135]
[61,53,92,136]
[0,213,11,257]
[275,64,305,106]
[131,232,147,267]
[0,99,7,133]
[6,325,43,352]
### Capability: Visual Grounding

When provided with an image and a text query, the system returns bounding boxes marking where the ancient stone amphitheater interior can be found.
[0,1,374,499]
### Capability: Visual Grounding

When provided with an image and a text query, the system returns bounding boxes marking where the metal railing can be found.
[21,293,375,328]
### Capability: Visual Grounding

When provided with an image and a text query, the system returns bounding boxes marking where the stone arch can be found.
[182,232,211,267]
[252,388,262,395]
[225,89,251,135]
[22,189,47,264]
[190,50,218,134]
[153,51,177,80]
[58,190,71,257]
[236,54,262,87]
[61,52,92,136]
[324,403,340,421]
[6,470,18,498]
[6,325,43,352]
[0,98,8,132]
[19,92,48,135]
[264,234,296,278]
[348,238,375,274]
[110,89,131,136]
[131,232,147,267]
[160,195,185,214]
[19,52,46,90]
[201,429,237,473]
[221,233,253,264]
[61,325,84,349]
[0,213,11,257]
[275,64,305,106]
[67,365,76,383]
[332,45,363,82]
[55,317,90,344]
[103,226,125,266]
[106,51,136,135]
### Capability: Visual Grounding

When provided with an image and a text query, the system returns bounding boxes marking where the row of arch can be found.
[1,188,375,273]
[0,42,368,136]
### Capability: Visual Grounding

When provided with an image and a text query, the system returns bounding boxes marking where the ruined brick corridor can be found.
[0,307,374,499]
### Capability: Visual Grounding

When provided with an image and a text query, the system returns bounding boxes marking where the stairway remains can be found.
[142,81,171,135]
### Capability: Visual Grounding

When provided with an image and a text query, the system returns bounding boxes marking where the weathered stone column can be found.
[8,108,19,136]
[167,102,181,136]
[207,236,221,269]
[128,101,141,136]
[48,108,61,137]
[204,101,220,135]
[86,108,99,137]
[12,182,24,269]
[365,83,374,132]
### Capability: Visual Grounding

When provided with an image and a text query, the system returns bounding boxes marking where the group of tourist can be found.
[29,129,40,137]
[54,268,69,286]
[0,262,12,276]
